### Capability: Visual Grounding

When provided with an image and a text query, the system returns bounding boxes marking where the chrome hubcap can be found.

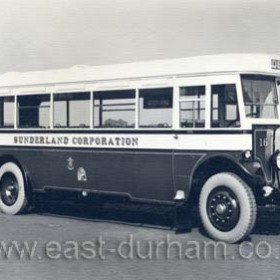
[216,203,226,215]
[207,186,240,232]
[0,173,19,206]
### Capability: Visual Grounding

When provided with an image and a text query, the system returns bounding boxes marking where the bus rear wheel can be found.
[199,172,256,243]
[0,162,28,215]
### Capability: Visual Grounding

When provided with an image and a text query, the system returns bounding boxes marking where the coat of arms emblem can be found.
[67,157,74,170]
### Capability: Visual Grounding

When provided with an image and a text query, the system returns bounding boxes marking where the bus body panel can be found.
[0,131,254,203]
[0,145,175,202]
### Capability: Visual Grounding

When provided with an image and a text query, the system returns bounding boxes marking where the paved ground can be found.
[0,202,280,280]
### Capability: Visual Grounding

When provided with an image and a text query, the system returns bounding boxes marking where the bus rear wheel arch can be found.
[0,162,28,215]
[199,172,257,243]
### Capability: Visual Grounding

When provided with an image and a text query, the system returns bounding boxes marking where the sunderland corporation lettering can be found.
[13,136,139,147]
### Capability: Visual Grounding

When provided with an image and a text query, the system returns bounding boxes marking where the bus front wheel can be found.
[199,172,256,243]
[0,162,28,215]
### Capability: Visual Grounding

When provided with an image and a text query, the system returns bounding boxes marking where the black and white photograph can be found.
[0,0,280,279]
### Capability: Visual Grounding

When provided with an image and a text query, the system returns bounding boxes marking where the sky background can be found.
[0,0,279,74]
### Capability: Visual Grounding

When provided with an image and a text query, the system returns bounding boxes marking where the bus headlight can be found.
[273,151,280,170]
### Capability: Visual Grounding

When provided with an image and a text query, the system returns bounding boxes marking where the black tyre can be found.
[199,172,256,243]
[0,162,28,215]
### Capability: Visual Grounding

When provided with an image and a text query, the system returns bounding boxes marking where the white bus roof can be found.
[0,53,280,88]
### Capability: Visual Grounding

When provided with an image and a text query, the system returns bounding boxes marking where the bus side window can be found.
[211,84,240,128]
[93,90,135,128]
[53,92,90,129]
[179,86,205,128]
[0,96,14,128]
[18,94,50,129]
[139,88,173,128]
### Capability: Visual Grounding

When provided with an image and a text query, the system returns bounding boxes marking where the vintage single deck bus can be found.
[0,53,280,243]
